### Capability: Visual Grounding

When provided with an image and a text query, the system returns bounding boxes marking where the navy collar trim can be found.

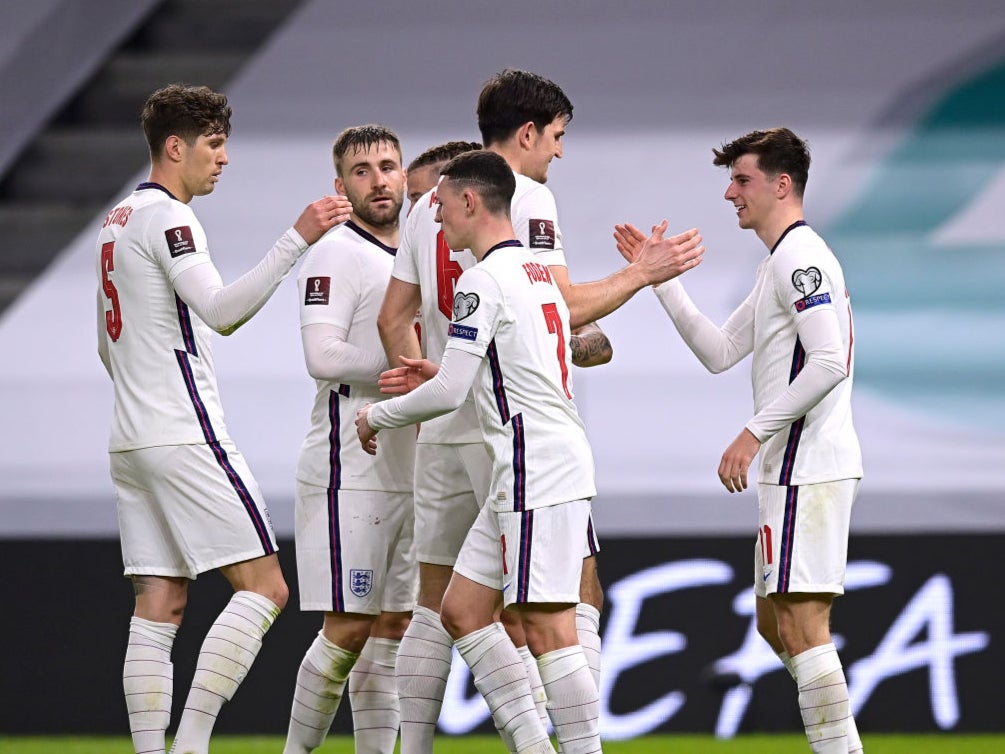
[346,219,397,256]
[770,220,808,254]
[136,181,178,201]
[482,239,523,260]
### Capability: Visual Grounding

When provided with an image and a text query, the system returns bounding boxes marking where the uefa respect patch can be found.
[448,322,478,341]
[794,292,832,312]
[305,276,331,305]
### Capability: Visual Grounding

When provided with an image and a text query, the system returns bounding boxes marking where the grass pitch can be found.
[1,735,1003,753]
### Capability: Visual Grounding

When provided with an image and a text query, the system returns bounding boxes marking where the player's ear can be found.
[776,172,792,199]
[517,121,536,150]
[163,135,184,163]
[334,176,345,196]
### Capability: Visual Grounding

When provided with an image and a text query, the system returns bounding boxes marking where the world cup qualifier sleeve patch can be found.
[453,291,480,320]
[304,276,331,305]
[165,226,196,257]
[791,267,831,311]
[528,218,555,249]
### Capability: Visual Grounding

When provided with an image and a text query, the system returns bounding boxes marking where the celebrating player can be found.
[95,83,349,754]
[283,125,416,754]
[616,127,864,754]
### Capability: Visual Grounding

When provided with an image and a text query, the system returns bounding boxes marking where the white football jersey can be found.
[392,171,569,444]
[445,241,596,512]
[749,222,862,485]
[96,183,228,452]
[296,221,415,492]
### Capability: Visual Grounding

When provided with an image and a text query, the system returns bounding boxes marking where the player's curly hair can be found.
[713,127,811,197]
[332,124,402,178]
[477,69,573,147]
[440,150,516,215]
[141,84,232,158]
[407,141,483,174]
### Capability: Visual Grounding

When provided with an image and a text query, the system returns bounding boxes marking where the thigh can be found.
[295,483,410,615]
[114,443,277,580]
[413,443,487,566]
[453,500,505,592]
[755,479,858,598]
[498,500,589,609]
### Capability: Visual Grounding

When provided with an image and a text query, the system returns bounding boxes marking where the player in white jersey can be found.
[283,125,416,754]
[387,139,618,752]
[405,140,483,212]
[361,150,602,754]
[95,84,349,754]
[616,127,864,754]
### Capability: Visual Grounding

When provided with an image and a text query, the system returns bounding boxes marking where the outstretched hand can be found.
[356,404,378,455]
[294,194,353,245]
[379,356,440,395]
[614,220,704,285]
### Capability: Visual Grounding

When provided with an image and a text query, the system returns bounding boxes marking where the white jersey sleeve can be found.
[390,188,482,444]
[295,223,414,493]
[172,227,308,335]
[511,174,567,269]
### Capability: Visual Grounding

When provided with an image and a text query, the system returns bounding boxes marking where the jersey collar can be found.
[770,219,808,254]
[135,181,178,201]
[346,219,397,256]
[482,239,523,260]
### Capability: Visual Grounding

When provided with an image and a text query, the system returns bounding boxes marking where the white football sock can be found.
[124,617,177,754]
[349,637,400,754]
[170,591,279,754]
[537,646,601,754]
[455,623,550,753]
[792,643,851,754]
[574,604,602,691]
[396,606,454,754]
[283,631,359,754]
[782,648,863,752]
[517,644,550,731]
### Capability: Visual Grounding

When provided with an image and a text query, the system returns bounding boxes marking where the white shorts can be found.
[454,500,592,608]
[413,442,491,566]
[754,479,859,598]
[111,442,278,580]
[295,481,416,614]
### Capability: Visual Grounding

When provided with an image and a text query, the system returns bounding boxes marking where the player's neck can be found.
[757,206,804,250]
[349,215,399,248]
[486,143,522,176]
[470,219,519,262]
[146,166,192,204]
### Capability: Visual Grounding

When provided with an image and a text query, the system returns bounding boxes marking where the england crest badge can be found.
[350,569,373,597]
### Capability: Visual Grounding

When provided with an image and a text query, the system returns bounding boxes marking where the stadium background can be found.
[0,0,1002,739]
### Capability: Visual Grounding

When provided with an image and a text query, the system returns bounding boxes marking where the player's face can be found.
[724,154,780,232]
[180,131,228,199]
[406,162,444,213]
[336,141,406,230]
[433,179,469,251]
[525,115,566,184]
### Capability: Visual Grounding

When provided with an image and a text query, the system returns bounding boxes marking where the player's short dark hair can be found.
[141,84,232,158]
[477,69,573,147]
[332,124,402,178]
[407,140,483,173]
[440,150,515,215]
[712,127,811,197]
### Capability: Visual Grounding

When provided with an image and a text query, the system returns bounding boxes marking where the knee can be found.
[259,578,289,612]
[440,598,478,640]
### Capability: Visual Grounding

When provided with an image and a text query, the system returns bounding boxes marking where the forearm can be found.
[747,358,846,440]
[368,348,478,430]
[302,323,388,383]
[747,310,847,440]
[377,277,423,368]
[653,279,751,373]
[561,265,649,329]
[570,322,612,367]
[174,228,308,335]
